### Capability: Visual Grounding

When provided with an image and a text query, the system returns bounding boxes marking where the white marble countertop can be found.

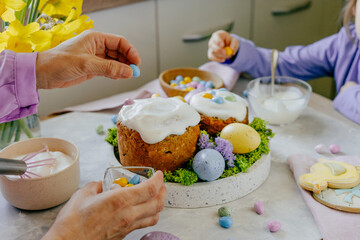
[1,81,360,240]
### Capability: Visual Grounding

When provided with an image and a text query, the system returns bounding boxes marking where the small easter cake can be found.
[117,97,200,172]
[189,88,248,135]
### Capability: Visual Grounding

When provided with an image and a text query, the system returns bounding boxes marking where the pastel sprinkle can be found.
[175,75,183,81]
[174,96,186,102]
[254,201,265,215]
[218,206,231,217]
[113,177,128,187]
[219,217,233,229]
[192,76,201,82]
[129,174,140,185]
[268,220,281,232]
[151,93,161,98]
[111,114,117,124]
[314,144,327,154]
[225,46,233,56]
[329,144,341,154]
[202,93,213,99]
[224,95,236,102]
[211,96,224,104]
[124,98,135,105]
[95,124,104,135]
[129,64,140,77]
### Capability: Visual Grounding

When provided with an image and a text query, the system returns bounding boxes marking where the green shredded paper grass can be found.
[105,117,274,186]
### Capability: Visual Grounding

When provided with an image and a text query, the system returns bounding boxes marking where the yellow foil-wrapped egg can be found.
[220,123,261,154]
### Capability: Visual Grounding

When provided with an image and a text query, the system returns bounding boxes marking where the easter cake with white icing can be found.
[117,97,200,172]
[189,89,248,135]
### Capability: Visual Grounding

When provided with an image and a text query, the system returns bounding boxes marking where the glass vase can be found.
[0,114,41,150]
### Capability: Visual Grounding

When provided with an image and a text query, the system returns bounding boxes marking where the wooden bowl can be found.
[159,67,224,97]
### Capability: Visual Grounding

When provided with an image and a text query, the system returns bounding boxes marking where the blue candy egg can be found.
[211,96,224,104]
[129,64,140,77]
[111,114,117,124]
[219,217,233,229]
[180,84,187,89]
[209,90,216,95]
[129,174,140,185]
[243,89,248,98]
[192,149,225,181]
[205,81,214,89]
[170,80,176,85]
[199,80,206,85]
[175,75,183,82]
[192,76,201,82]
[218,88,228,91]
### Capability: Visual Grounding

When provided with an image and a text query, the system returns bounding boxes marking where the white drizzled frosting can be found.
[189,89,248,121]
[118,97,200,144]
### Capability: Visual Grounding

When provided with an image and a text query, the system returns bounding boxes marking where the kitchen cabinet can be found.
[252,0,343,99]
[38,0,157,116]
[157,0,252,72]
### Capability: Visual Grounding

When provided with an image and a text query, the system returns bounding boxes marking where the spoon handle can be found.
[0,158,27,175]
[271,49,279,96]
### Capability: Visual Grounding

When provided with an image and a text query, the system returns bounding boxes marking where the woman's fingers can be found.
[92,32,141,65]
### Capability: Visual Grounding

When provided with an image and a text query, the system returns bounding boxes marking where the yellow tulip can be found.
[39,0,82,18]
[0,0,26,22]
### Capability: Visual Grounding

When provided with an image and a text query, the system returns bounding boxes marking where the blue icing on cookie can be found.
[335,185,360,204]
[130,64,140,77]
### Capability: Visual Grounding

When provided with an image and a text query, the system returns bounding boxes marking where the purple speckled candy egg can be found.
[124,98,135,105]
[192,149,225,181]
[268,220,281,232]
[140,231,180,240]
[329,144,341,154]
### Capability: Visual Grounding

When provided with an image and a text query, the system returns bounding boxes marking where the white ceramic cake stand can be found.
[107,146,271,208]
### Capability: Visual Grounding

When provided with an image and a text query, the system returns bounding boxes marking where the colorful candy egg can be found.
[268,220,281,232]
[140,231,180,240]
[192,149,225,181]
[220,123,261,154]
[175,75,183,82]
[219,216,233,229]
[113,177,128,187]
[111,114,117,124]
[225,46,233,56]
[192,76,201,82]
[211,96,224,104]
[129,174,140,185]
[218,206,231,217]
[329,144,341,154]
[129,64,140,77]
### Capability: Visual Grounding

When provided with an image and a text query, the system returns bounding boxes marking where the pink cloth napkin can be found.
[54,62,239,113]
[287,154,360,240]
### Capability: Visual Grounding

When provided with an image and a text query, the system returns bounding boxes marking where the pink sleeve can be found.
[0,50,39,124]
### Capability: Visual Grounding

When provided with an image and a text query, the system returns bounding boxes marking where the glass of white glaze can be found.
[247,76,312,125]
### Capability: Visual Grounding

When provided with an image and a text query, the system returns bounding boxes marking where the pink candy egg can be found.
[268,220,281,232]
[329,144,341,154]
[124,98,135,105]
[254,201,265,215]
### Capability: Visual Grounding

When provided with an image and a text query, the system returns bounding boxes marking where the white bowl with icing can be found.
[0,138,80,210]
[247,76,312,125]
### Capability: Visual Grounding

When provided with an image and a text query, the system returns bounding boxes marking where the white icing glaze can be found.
[14,151,73,178]
[118,97,200,144]
[189,90,248,121]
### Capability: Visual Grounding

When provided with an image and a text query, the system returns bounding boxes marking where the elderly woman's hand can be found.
[42,171,166,240]
[36,30,141,89]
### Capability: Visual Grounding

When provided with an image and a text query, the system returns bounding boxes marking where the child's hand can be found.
[208,30,239,63]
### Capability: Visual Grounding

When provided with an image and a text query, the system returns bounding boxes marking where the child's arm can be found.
[333,83,360,125]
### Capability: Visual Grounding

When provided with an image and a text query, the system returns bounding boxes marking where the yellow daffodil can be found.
[0,31,9,51]
[0,0,26,22]
[31,8,93,52]
[3,20,39,52]
[39,0,82,18]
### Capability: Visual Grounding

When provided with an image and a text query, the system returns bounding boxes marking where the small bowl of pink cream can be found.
[0,137,79,210]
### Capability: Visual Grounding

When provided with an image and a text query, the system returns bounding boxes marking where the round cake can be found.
[189,89,248,135]
[117,97,201,171]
